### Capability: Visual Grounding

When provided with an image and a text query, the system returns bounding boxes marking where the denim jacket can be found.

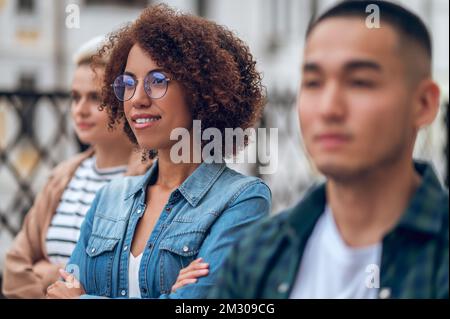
[67,160,271,298]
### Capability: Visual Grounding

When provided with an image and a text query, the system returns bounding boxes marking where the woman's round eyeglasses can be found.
[111,70,172,102]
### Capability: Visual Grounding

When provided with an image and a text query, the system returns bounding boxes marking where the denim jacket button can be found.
[123,246,128,251]
[91,248,96,253]
[182,245,189,252]
[277,282,289,294]
[121,290,126,296]
[379,288,391,299]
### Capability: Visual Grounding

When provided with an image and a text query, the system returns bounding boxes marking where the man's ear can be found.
[413,79,441,129]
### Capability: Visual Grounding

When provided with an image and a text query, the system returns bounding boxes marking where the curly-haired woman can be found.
[46,5,271,299]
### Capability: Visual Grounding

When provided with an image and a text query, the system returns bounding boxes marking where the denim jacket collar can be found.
[124,160,227,207]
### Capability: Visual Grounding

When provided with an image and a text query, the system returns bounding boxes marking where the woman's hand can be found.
[45,269,86,299]
[171,258,209,293]
[33,260,64,290]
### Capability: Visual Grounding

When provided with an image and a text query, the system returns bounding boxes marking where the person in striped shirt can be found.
[2,36,150,298]
[45,156,128,264]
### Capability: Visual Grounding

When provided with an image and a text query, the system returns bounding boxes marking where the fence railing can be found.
[0,90,79,238]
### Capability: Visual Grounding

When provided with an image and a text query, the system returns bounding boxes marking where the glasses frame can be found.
[111,70,172,102]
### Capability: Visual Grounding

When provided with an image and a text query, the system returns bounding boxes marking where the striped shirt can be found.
[46,156,127,265]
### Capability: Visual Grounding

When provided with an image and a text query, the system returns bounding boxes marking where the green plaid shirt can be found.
[210,161,449,299]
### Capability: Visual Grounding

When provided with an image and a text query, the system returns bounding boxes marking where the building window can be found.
[197,0,208,17]
[85,0,148,7]
[17,0,35,14]
[18,73,36,92]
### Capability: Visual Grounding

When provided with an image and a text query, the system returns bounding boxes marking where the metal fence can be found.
[0,91,79,296]
[0,91,76,234]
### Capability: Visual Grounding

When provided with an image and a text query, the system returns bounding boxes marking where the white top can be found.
[289,206,382,299]
[46,156,126,265]
[128,253,143,298]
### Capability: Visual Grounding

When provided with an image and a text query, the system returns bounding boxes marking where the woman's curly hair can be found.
[95,4,266,157]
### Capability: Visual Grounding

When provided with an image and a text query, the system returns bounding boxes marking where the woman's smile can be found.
[131,113,162,130]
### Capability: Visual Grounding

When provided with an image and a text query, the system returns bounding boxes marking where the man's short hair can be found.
[306,0,432,60]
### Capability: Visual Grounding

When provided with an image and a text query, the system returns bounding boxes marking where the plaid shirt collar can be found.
[395,161,446,236]
[285,160,447,245]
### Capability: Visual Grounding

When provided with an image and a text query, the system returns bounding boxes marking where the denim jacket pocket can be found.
[158,231,206,294]
[84,235,119,296]
[159,230,206,257]
[90,212,127,240]
[86,235,120,257]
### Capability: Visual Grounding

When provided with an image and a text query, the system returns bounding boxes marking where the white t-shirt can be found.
[129,253,143,298]
[289,206,382,299]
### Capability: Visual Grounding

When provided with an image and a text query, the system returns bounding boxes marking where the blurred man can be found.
[209,0,448,299]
